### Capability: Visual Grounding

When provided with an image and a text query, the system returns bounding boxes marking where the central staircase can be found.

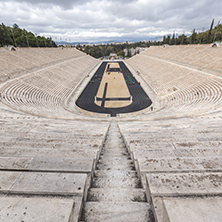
[81,121,154,222]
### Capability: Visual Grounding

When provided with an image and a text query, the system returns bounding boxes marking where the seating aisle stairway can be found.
[82,121,154,222]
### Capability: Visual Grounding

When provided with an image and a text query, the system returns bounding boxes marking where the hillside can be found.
[0,23,56,47]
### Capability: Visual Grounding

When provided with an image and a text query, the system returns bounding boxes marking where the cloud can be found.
[1,0,222,42]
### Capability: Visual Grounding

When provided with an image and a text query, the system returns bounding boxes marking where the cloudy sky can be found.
[1,0,222,43]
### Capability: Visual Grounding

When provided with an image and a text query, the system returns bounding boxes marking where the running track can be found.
[76,61,152,117]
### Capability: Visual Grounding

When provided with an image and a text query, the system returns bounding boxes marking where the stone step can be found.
[94,170,138,177]
[93,170,140,188]
[96,164,135,171]
[100,152,130,158]
[106,133,120,138]
[98,156,132,163]
[87,188,146,202]
[96,158,133,170]
[100,148,128,154]
[104,140,124,146]
[106,140,123,147]
[100,149,127,155]
[84,202,151,222]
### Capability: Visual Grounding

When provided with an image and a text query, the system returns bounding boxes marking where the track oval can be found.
[76,61,152,117]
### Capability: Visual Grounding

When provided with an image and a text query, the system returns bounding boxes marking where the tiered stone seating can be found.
[0,49,99,118]
[0,102,109,221]
[0,47,88,83]
[1,45,222,221]
[118,114,222,222]
[126,45,222,118]
[128,55,209,95]
[142,44,222,74]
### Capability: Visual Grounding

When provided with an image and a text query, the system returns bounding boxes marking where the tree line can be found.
[76,41,163,59]
[163,19,222,45]
[0,23,56,47]
[1,19,221,57]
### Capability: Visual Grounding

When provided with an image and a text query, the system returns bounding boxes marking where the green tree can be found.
[117,50,125,57]
[0,25,4,46]
[13,23,19,29]
[207,19,214,43]
[165,35,171,44]
[170,33,175,45]
[191,29,197,44]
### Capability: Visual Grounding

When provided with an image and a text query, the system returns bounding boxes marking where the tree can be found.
[165,35,171,44]
[170,33,175,45]
[117,50,124,57]
[13,23,19,29]
[2,23,13,45]
[126,49,131,57]
[0,25,4,46]
[163,36,166,44]
[0,24,57,47]
[191,29,197,44]
[207,18,214,43]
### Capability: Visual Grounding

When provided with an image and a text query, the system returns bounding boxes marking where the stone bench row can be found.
[159,77,222,116]
[0,48,85,77]
[142,45,222,74]
[0,55,99,118]
[118,119,222,222]
[127,51,222,118]
[126,56,221,117]
[0,170,87,222]
[127,54,209,96]
[146,172,222,222]
[0,196,83,222]
[0,156,96,173]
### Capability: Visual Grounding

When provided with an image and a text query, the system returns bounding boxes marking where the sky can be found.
[1,0,222,43]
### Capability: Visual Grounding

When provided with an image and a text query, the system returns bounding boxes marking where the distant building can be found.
[124,49,128,57]
[123,47,147,57]
[135,47,148,53]
[130,48,136,56]
[109,53,117,59]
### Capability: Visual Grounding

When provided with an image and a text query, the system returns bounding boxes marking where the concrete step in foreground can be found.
[84,202,151,222]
